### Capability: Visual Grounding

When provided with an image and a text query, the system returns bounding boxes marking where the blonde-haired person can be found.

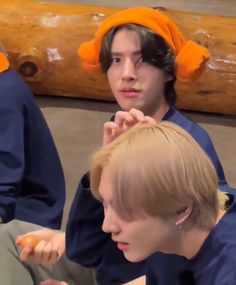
[16,109,234,285]
[90,120,234,285]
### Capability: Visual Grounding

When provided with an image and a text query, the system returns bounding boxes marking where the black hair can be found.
[99,24,177,105]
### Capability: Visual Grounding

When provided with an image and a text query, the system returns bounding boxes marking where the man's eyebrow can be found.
[110,52,122,56]
[110,50,142,56]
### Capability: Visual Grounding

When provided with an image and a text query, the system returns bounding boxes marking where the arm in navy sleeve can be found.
[0,99,24,222]
[66,173,107,267]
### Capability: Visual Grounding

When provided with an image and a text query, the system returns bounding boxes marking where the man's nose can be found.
[102,209,120,234]
[121,59,137,81]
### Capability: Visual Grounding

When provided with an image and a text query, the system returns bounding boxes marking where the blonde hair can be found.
[91,122,227,230]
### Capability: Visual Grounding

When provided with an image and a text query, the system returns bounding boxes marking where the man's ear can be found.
[175,206,192,226]
[165,73,174,82]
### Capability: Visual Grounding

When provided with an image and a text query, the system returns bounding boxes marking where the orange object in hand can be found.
[19,235,40,248]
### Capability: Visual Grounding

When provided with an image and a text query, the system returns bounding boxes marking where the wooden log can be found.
[0,0,236,114]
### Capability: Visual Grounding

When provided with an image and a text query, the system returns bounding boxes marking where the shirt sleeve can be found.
[66,172,109,267]
[0,104,24,222]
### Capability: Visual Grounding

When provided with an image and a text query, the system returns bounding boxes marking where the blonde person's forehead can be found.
[98,166,113,203]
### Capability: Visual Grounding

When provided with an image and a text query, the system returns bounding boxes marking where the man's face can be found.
[107,29,170,117]
[99,167,179,263]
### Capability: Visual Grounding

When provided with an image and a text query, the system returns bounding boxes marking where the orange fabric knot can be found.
[175,40,210,84]
[0,52,10,72]
[78,40,101,74]
[78,7,210,84]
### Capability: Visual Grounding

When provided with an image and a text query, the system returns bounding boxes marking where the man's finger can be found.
[129,108,145,122]
[114,111,134,127]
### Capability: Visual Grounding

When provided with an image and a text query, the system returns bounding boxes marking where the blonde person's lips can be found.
[112,237,129,251]
[119,88,140,98]
[117,242,129,251]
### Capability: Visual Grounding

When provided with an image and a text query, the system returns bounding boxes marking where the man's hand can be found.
[15,228,65,265]
[103,108,156,145]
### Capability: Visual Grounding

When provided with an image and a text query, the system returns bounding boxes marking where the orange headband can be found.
[0,52,9,72]
[78,7,210,84]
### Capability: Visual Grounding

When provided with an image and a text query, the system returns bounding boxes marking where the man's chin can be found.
[118,101,143,113]
[123,252,146,263]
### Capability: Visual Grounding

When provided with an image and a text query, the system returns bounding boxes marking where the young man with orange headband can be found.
[65,7,235,285]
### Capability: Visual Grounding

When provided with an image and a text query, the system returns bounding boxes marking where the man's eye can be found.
[137,56,144,64]
[138,56,144,62]
[111,57,121,63]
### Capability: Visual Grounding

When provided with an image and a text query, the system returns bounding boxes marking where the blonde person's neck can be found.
[178,208,226,259]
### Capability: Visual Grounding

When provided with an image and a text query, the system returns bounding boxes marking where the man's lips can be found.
[119,88,140,98]
[117,242,129,251]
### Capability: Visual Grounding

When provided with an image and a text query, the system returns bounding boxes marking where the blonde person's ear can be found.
[175,206,192,230]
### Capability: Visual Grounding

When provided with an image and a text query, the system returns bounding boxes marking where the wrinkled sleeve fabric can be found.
[0,67,65,229]
[66,173,106,267]
[0,88,24,222]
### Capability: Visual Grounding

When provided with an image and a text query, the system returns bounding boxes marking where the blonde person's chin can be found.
[123,252,146,263]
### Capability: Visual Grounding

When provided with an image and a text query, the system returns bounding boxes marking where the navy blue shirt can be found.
[0,67,65,229]
[189,193,236,284]
[66,107,234,284]
[146,193,236,285]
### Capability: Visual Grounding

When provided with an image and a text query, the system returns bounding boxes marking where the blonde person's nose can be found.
[102,209,120,235]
